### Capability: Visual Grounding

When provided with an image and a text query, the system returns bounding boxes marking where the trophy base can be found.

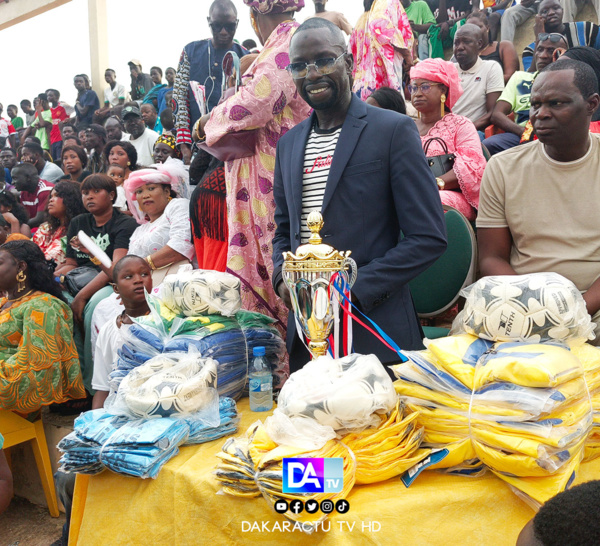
[308,340,329,359]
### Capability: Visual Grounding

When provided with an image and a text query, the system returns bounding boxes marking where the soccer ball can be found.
[162,270,241,317]
[125,358,218,418]
[460,273,587,343]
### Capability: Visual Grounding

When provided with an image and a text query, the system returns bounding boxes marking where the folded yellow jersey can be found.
[426,334,493,389]
[474,342,583,389]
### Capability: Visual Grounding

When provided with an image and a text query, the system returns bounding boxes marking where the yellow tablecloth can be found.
[69,399,600,546]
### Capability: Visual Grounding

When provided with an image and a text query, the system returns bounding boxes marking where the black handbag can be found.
[62,266,99,297]
[423,137,456,178]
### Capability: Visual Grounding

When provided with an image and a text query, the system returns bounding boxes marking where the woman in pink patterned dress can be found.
[201,0,311,339]
[409,58,486,221]
[350,0,414,100]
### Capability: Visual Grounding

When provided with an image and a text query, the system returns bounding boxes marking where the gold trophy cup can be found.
[282,211,357,358]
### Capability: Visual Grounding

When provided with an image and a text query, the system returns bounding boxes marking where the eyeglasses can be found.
[209,22,238,33]
[286,54,346,79]
[537,33,566,43]
[407,82,444,95]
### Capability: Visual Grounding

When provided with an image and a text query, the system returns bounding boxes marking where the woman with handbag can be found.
[0,240,85,415]
[198,0,312,333]
[123,160,194,284]
[409,58,487,221]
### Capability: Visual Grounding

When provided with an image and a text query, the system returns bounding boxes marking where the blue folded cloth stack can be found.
[58,399,240,478]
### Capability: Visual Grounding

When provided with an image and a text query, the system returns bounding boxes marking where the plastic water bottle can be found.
[249,346,273,412]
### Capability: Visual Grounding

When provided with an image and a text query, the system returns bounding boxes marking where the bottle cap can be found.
[253,346,266,356]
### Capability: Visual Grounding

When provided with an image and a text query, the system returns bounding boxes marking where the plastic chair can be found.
[409,206,477,339]
[0,410,60,517]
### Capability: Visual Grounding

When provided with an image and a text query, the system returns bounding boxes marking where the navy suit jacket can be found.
[272,95,447,370]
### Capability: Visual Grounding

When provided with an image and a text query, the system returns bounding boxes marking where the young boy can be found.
[54,255,153,546]
[91,255,152,409]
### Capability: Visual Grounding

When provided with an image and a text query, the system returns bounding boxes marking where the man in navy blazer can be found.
[272,18,447,373]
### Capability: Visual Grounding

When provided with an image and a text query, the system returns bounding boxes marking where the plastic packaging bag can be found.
[105,352,219,420]
[277,353,397,435]
[473,341,583,389]
[452,273,595,343]
[161,267,242,317]
[185,397,240,445]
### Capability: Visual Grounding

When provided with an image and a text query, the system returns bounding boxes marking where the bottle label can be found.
[249,377,271,393]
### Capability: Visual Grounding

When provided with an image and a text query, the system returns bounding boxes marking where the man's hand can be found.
[533,14,545,37]
[277,281,293,311]
[180,144,192,165]
[439,21,451,41]
[71,294,87,323]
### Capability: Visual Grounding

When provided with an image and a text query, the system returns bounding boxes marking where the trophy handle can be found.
[343,257,358,288]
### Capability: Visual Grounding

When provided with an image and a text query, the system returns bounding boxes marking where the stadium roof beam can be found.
[0,0,108,98]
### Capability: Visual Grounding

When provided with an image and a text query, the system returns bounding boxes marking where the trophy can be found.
[282,211,357,358]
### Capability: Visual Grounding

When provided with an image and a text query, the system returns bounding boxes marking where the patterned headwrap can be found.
[155,133,182,159]
[243,0,304,14]
[124,158,190,224]
[410,59,463,111]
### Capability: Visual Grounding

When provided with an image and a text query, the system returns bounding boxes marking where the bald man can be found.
[173,0,248,164]
[452,23,504,130]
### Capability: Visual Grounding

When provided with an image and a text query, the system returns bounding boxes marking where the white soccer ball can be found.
[461,274,585,343]
[125,358,218,418]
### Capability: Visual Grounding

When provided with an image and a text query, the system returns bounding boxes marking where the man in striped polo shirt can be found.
[272,17,447,373]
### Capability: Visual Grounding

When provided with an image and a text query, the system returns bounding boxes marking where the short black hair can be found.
[105,68,116,74]
[242,39,257,50]
[20,99,31,107]
[541,58,600,98]
[209,0,237,16]
[24,136,41,146]
[150,66,163,76]
[113,255,151,282]
[532,480,600,545]
[62,144,88,168]
[7,104,18,111]
[46,88,60,99]
[1,147,16,156]
[22,142,44,157]
[37,93,48,102]
[368,87,407,115]
[141,103,157,113]
[81,174,118,204]
[12,162,38,178]
[63,135,83,146]
[292,17,347,52]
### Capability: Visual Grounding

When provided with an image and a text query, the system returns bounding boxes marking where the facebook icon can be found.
[282,458,344,494]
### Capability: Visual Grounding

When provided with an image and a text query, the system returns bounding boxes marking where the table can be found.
[69,399,600,546]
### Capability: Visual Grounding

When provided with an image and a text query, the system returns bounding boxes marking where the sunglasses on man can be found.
[209,22,238,33]
[537,33,567,43]
[286,54,346,79]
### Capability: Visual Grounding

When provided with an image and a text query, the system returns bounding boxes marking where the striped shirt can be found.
[522,22,600,71]
[301,125,342,243]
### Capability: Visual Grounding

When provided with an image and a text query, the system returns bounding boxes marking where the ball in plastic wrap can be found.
[460,273,588,343]
[124,359,218,418]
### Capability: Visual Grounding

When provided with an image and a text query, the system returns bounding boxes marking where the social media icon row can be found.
[273,499,350,515]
